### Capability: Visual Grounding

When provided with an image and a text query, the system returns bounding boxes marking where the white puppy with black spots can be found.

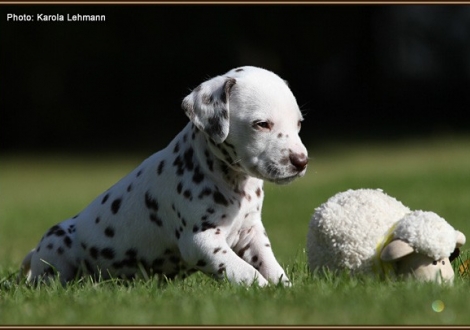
[19,66,308,286]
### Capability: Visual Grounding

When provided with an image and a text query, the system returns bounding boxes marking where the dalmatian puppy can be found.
[19,66,308,286]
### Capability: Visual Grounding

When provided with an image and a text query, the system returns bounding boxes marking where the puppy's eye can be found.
[253,121,273,130]
[432,261,438,266]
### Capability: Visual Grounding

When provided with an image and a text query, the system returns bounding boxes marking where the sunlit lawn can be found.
[1,134,469,325]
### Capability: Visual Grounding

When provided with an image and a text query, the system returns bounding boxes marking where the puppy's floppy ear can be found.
[182,76,236,144]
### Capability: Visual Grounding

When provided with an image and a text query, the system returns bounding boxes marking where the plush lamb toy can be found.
[306,189,466,283]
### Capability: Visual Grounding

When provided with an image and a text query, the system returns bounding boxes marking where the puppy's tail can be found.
[17,249,34,284]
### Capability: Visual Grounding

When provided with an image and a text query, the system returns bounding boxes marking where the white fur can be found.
[306,189,465,282]
[307,189,410,273]
[20,66,308,286]
[394,211,458,261]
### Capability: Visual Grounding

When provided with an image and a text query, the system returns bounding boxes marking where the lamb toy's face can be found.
[380,234,465,284]
[395,253,454,284]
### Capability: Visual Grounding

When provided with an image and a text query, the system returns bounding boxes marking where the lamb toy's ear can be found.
[380,239,415,262]
[456,230,466,248]
[181,76,236,144]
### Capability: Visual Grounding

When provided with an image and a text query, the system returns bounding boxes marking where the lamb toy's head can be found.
[380,211,466,283]
[307,189,466,284]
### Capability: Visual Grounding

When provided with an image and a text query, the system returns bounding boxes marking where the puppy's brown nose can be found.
[289,153,308,172]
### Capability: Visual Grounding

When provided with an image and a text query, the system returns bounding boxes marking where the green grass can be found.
[1,134,470,325]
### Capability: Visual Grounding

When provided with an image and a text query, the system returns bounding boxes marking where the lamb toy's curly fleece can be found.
[306,189,460,275]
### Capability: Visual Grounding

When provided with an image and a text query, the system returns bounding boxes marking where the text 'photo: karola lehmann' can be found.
[6,13,106,22]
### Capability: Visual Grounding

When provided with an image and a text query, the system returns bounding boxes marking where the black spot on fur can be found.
[173,155,185,176]
[81,242,87,250]
[95,217,100,224]
[206,116,224,141]
[213,191,228,206]
[173,141,180,153]
[198,187,212,199]
[101,193,109,204]
[220,163,230,176]
[104,227,115,237]
[177,182,183,194]
[63,236,72,248]
[214,247,221,254]
[175,229,180,240]
[68,225,75,234]
[157,160,165,175]
[144,191,159,211]
[237,244,251,258]
[101,248,115,260]
[136,169,142,177]
[57,247,64,255]
[111,198,122,214]
[149,213,163,227]
[201,222,216,232]
[127,184,132,192]
[193,225,199,233]
[46,243,53,250]
[44,225,60,237]
[90,247,99,260]
[196,259,207,267]
[72,214,79,219]
[205,149,214,172]
[207,159,214,172]
[183,189,192,200]
[183,148,194,171]
[126,249,137,258]
[192,166,204,184]
[207,207,215,214]
[55,229,66,237]
[235,68,244,72]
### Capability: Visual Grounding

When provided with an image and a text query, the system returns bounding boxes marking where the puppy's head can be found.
[182,66,308,184]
